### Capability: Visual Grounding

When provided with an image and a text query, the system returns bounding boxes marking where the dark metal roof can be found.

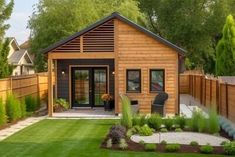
[43,12,186,55]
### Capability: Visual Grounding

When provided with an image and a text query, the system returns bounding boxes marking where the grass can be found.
[0,119,228,157]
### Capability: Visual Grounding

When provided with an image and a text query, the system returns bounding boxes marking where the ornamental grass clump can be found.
[163,118,174,130]
[0,98,7,126]
[175,115,186,129]
[120,95,132,128]
[6,94,22,122]
[147,114,162,130]
[188,109,206,132]
[207,107,220,134]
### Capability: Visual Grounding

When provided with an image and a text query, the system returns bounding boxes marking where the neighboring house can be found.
[7,38,34,76]
[44,12,186,117]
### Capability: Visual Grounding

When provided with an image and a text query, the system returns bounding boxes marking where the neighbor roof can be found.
[43,12,186,55]
[8,49,33,65]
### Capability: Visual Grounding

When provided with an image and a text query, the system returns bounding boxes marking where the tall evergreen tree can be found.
[216,15,235,76]
[0,0,14,78]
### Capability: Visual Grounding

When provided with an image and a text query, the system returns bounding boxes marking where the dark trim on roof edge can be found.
[43,12,186,56]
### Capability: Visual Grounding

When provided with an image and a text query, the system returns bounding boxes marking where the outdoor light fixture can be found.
[112,71,115,75]
[61,70,65,75]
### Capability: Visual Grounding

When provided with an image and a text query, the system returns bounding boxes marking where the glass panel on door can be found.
[74,69,90,106]
[94,69,107,106]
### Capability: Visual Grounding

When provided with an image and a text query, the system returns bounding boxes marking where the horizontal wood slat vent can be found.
[53,38,80,52]
[83,20,114,52]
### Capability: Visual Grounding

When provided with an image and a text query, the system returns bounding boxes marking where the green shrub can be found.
[132,115,141,126]
[220,141,227,146]
[148,114,162,130]
[20,99,26,118]
[175,115,186,129]
[138,124,153,136]
[207,107,220,134]
[165,143,181,152]
[190,141,199,146]
[198,116,207,132]
[120,95,132,128]
[175,128,183,132]
[160,128,168,132]
[188,110,206,132]
[160,140,167,145]
[0,98,7,126]
[144,143,156,151]
[200,144,213,154]
[6,94,22,122]
[119,138,128,150]
[223,141,235,155]
[139,140,145,145]
[25,95,40,112]
[126,129,133,138]
[106,138,112,148]
[55,98,69,110]
[163,118,174,130]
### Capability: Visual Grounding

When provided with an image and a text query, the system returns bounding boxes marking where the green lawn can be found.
[0,119,228,157]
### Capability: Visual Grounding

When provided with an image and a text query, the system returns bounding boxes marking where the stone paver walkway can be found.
[0,116,45,141]
[131,132,229,146]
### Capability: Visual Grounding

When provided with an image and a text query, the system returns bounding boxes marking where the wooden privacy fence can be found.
[0,73,48,102]
[180,74,235,123]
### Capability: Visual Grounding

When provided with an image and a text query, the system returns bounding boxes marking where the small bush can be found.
[120,95,132,128]
[160,140,167,145]
[165,143,181,152]
[144,143,156,151]
[132,125,141,133]
[207,107,220,134]
[25,95,40,112]
[138,124,153,136]
[119,138,128,150]
[175,115,186,129]
[188,109,206,132]
[6,94,22,122]
[224,141,235,155]
[160,128,168,132]
[139,140,145,145]
[106,139,112,148]
[163,118,174,130]
[175,128,183,132]
[126,129,133,138]
[200,144,213,154]
[0,98,7,126]
[220,141,227,146]
[109,125,126,144]
[190,141,199,146]
[132,115,141,126]
[55,98,69,110]
[147,114,162,130]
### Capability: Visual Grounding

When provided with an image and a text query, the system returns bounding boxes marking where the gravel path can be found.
[131,132,229,146]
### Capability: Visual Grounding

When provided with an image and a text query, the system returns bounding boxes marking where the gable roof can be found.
[8,49,33,65]
[8,37,20,51]
[43,12,186,55]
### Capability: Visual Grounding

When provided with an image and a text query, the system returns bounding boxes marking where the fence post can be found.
[216,80,219,114]
[210,79,212,107]
[200,75,203,104]
[225,83,229,118]
[10,76,12,93]
[36,74,40,99]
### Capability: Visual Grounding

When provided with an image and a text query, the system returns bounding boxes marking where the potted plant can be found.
[53,98,69,112]
[101,94,113,111]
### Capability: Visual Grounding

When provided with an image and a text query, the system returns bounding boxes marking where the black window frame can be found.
[149,69,165,92]
[126,69,141,93]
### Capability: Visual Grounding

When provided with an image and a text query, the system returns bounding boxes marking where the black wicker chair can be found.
[151,92,168,116]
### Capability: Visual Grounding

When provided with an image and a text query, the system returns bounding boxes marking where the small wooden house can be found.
[44,12,185,116]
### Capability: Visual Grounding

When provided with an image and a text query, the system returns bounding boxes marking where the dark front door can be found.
[72,67,107,108]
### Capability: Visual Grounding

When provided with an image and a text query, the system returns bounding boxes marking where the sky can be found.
[5,0,38,44]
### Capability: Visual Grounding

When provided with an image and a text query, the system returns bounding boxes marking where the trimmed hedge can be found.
[25,95,40,112]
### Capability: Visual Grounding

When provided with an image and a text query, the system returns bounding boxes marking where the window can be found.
[126,69,141,92]
[150,69,165,92]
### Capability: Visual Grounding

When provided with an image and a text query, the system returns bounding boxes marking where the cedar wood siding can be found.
[115,19,179,114]
[56,59,115,102]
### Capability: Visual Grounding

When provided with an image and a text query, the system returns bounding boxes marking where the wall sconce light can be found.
[112,71,115,75]
[61,70,65,75]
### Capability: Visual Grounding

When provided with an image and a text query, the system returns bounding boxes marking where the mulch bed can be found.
[101,128,232,154]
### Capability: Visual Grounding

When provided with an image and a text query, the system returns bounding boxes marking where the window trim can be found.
[126,69,141,93]
[149,69,165,93]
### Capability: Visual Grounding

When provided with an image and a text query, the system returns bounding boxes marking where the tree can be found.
[29,0,146,72]
[216,15,235,76]
[0,0,14,78]
[138,0,234,74]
